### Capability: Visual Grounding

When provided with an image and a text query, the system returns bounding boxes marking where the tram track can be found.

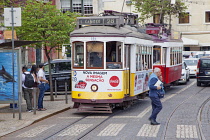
[161,83,210,140]
[196,95,210,140]
[77,109,122,140]
[43,113,91,140]
[43,109,123,140]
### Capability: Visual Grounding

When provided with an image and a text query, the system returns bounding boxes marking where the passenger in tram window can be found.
[92,52,102,67]
[148,68,163,125]
[106,45,116,62]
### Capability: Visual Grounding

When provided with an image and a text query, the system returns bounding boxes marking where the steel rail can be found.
[161,85,207,140]
[196,96,210,140]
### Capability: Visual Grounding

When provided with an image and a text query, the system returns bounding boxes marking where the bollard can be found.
[33,88,36,115]
[54,78,57,98]
[65,80,68,104]
[18,91,22,120]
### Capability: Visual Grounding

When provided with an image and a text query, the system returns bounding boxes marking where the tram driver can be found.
[92,52,102,67]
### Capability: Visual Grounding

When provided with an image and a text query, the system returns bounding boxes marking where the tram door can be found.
[124,45,130,95]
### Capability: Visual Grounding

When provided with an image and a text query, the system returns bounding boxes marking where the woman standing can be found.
[30,65,39,112]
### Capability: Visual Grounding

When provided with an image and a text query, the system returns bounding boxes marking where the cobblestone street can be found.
[0,79,209,140]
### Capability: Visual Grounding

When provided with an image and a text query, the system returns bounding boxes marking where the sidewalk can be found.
[0,94,73,137]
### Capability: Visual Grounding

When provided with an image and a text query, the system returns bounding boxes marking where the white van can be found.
[183,58,198,77]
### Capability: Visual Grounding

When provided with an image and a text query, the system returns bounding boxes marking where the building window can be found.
[84,0,93,14]
[179,12,189,24]
[73,0,82,13]
[205,11,210,23]
[153,14,160,24]
[61,0,93,15]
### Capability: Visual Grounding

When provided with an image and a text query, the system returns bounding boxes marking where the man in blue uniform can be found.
[148,67,163,125]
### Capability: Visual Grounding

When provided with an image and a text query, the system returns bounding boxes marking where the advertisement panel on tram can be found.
[134,70,152,95]
[72,70,123,92]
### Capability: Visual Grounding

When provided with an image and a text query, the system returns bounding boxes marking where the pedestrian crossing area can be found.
[16,123,199,139]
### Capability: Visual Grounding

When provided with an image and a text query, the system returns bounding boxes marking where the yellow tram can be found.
[70,13,183,113]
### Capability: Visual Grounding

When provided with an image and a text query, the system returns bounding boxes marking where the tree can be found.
[0,0,27,15]
[0,0,27,23]
[132,0,188,29]
[15,0,79,101]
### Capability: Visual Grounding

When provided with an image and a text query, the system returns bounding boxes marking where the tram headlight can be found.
[78,93,81,97]
[91,84,98,92]
[108,94,112,97]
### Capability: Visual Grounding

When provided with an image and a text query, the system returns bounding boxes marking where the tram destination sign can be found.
[77,16,123,28]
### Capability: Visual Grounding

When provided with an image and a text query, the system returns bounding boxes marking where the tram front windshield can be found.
[72,41,122,69]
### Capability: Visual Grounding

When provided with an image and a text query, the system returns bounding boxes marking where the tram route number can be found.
[78,18,117,25]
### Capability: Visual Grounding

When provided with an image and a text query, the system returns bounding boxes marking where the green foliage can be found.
[132,0,188,24]
[0,0,27,16]
[15,0,79,54]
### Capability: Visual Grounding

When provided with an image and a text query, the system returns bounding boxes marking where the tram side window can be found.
[142,47,146,69]
[73,42,84,67]
[148,47,152,69]
[170,47,177,65]
[178,47,182,64]
[136,53,138,71]
[138,46,142,71]
[161,48,166,64]
[106,41,122,69]
[86,42,103,68]
[170,49,173,65]
[153,46,161,64]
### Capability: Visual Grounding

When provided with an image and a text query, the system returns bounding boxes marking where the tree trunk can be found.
[160,14,164,24]
[44,46,54,101]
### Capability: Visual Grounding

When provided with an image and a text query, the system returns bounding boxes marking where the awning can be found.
[0,40,41,48]
[182,37,199,45]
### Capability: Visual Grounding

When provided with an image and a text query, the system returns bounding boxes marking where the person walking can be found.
[30,65,39,110]
[148,67,163,125]
[22,66,33,112]
[37,63,48,111]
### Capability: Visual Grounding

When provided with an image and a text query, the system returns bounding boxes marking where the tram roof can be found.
[70,26,152,40]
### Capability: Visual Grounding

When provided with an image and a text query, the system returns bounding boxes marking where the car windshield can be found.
[184,59,198,66]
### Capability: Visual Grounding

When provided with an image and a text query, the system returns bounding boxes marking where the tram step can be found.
[77,103,112,113]
[79,103,109,107]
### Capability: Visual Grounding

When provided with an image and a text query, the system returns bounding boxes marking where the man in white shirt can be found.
[37,63,48,111]
[189,52,194,58]
[22,66,33,112]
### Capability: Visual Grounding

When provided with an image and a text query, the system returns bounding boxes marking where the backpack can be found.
[23,73,35,88]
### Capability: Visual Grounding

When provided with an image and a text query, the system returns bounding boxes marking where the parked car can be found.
[183,58,198,77]
[196,57,210,86]
[44,59,71,91]
[178,61,190,84]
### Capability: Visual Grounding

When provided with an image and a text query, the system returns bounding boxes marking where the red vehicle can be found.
[146,23,183,85]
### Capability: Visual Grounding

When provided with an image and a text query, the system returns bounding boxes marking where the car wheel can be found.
[183,76,187,84]
[197,81,201,86]
[187,75,190,81]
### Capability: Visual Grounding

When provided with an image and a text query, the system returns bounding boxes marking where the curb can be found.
[0,106,72,138]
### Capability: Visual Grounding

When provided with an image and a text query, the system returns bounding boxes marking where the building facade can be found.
[57,0,210,52]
